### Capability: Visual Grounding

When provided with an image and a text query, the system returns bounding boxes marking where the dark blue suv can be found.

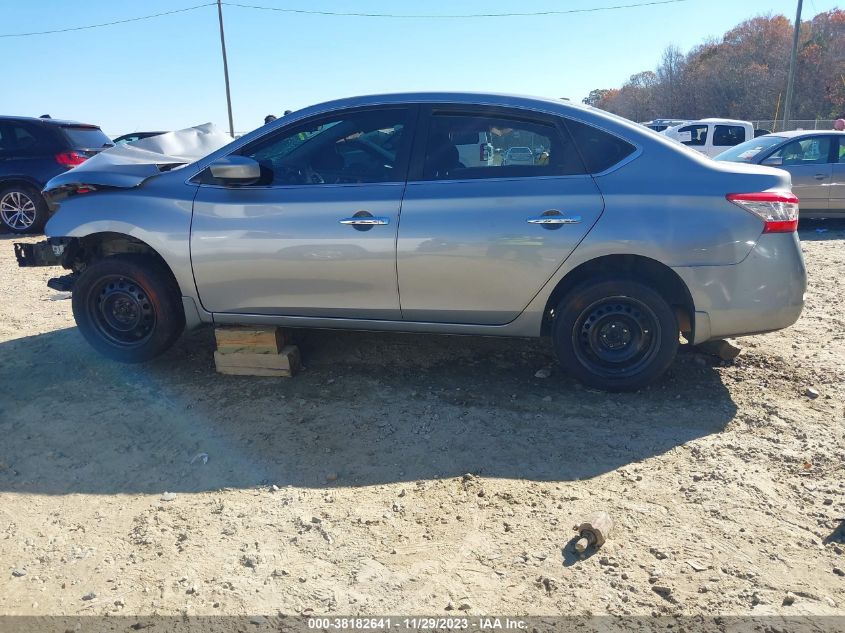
[0,116,112,233]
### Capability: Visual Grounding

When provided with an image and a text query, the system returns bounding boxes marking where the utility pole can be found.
[217,0,235,137]
[782,0,803,132]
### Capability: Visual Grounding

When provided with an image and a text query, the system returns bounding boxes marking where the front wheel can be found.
[553,279,678,391]
[71,255,185,363]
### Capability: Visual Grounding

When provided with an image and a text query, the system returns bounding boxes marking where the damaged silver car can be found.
[15,93,807,391]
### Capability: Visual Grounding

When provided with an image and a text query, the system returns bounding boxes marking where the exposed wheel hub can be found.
[598,320,633,350]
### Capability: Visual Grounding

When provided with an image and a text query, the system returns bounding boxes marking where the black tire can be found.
[71,254,185,363]
[0,184,49,234]
[553,278,678,392]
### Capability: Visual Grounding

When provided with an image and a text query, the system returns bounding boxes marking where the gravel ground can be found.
[0,225,843,618]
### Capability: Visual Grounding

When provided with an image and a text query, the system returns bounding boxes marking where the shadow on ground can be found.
[798,218,845,240]
[0,324,738,495]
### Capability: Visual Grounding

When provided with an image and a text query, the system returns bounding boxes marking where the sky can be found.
[1,0,840,137]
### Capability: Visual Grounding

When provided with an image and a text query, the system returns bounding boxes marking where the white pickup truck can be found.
[661,118,755,158]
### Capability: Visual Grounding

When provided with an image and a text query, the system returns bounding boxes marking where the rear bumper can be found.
[674,232,807,343]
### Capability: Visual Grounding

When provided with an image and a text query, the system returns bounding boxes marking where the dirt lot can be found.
[0,226,843,619]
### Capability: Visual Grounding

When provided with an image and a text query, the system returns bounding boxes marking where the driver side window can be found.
[238,108,411,186]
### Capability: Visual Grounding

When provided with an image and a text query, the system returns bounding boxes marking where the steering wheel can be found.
[276,164,326,185]
[304,166,325,184]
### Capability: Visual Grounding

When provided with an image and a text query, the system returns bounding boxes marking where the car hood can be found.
[44,123,232,191]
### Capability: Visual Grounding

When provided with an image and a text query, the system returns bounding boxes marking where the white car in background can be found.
[503,146,534,165]
[451,131,495,167]
[662,118,755,158]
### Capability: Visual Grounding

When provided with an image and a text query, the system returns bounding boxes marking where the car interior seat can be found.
[425,133,463,178]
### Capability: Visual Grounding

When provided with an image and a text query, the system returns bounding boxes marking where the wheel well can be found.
[66,232,180,288]
[0,177,43,194]
[541,254,695,338]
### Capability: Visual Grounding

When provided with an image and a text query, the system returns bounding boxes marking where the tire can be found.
[71,254,185,363]
[552,278,678,392]
[0,184,49,234]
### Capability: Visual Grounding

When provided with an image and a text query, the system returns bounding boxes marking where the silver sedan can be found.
[16,92,806,391]
[715,129,845,218]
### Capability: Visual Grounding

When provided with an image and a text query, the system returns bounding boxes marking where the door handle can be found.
[339,217,389,225]
[815,174,828,180]
[527,215,581,225]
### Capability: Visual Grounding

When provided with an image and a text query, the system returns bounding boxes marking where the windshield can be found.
[713,135,785,163]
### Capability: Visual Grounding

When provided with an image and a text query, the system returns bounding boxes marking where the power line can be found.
[222,0,691,19]
[0,3,216,38]
[0,0,691,38]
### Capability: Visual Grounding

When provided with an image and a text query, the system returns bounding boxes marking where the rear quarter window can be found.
[564,119,636,173]
[713,125,747,146]
[61,126,112,149]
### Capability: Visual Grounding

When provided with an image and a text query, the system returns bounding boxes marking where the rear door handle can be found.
[527,215,581,225]
[815,174,828,180]
[339,217,389,225]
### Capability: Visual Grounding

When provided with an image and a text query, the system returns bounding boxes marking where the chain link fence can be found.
[750,119,837,133]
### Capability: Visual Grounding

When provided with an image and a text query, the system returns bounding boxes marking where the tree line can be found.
[584,9,845,123]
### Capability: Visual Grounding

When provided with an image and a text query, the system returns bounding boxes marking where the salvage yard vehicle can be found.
[662,118,754,158]
[15,92,807,391]
[112,131,167,145]
[714,129,845,218]
[502,146,534,165]
[0,116,112,233]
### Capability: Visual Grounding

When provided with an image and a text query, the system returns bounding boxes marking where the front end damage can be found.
[15,237,82,291]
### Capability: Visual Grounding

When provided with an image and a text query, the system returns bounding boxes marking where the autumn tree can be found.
[587,10,845,123]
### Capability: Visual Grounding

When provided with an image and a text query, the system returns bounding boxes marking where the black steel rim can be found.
[571,296,661,378]
[87,275,155,347]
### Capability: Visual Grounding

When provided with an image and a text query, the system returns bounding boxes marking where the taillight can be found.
[726,191,799,233]
[55,151,88,167]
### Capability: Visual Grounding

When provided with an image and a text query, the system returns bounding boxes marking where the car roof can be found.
[289,91,594,118]
[0,115,100,127]
[697,118,752,125]
[761,129,845,138]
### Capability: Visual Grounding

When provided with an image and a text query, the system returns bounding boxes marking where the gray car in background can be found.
[15,92,806,391]
[714,130,845,218]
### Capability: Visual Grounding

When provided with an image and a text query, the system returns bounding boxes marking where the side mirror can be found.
[762,155,783,167]
[208,156,261,184]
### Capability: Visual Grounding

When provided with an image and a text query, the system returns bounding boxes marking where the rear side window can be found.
[0,122,53,155]
[565,119,637,173]
[713,125,746,146]
[677,124,708,146]
[61,126,112,149]
[422,112,586,180]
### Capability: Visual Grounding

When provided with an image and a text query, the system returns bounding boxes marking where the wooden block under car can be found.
[214,326,287,355]
[214,346,301,377]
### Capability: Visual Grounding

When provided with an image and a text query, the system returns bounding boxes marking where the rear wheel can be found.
[71,255,185,362]
[0,184,48,233]
[553,278,678,391]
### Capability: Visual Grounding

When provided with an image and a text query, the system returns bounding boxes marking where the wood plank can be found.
[214,327,286,355]
[214,345,301,371]
[214,365,294,377]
